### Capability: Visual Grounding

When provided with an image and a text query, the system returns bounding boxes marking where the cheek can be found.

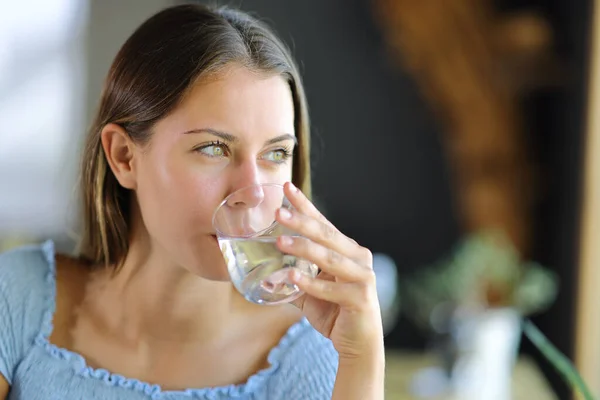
[137,154,225,230]
[282,162,293,182]
[266,162,293,185]
[182,176,224,225]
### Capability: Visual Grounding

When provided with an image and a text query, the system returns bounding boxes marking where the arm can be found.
[0,374,8,399]
[333,352,385,400]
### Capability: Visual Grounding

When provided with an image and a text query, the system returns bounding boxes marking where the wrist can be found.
[337,333,385,365]
[338,345,385,369]
[334,349,386,400]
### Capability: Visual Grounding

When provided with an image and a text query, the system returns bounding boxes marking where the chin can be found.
[184,235,231,281]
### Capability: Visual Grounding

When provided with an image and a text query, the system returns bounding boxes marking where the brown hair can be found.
[78,4,312,266]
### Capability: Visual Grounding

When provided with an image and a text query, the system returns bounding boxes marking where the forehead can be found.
[158,66,296,138]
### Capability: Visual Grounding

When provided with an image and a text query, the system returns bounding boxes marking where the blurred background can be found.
[1,0,598,399]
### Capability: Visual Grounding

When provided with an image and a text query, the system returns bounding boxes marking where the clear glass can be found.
[212,183,318,305]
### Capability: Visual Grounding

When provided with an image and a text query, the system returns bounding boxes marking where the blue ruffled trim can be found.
[33,239,311,399]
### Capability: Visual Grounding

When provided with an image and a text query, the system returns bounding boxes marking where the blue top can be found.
[0,241,338,400]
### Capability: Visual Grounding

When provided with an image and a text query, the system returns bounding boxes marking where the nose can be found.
[227,159,265,208]
[227,184,266,209]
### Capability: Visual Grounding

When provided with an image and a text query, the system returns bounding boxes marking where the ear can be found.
[100,123,138,190]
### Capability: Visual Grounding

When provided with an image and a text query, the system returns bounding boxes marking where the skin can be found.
[0,65,384,399]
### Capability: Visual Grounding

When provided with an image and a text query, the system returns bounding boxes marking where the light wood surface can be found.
[574,1,600,399]
[385,351,557,400]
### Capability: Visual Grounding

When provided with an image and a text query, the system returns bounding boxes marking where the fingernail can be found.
[280,236,294,246]
[291,269,302,282]
[279,208,292,220]
[289,182,299,193]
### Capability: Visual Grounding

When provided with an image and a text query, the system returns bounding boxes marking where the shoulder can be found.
[268,318,338,399]
[0,241,55,318]
[0,240,55,384]
[0,240,54,292]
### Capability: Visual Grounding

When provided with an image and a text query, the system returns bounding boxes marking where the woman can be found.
[0,4,384,399]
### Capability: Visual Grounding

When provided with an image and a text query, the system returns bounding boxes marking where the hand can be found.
[275,182,384,360]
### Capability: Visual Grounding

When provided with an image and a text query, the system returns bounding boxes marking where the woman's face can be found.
[133,66,296,280]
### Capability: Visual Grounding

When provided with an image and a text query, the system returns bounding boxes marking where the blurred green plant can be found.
[401,230,596,399]
[401,230,558,329]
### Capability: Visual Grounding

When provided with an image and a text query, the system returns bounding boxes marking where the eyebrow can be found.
[182,128,297,146]
[265,134,297,146]
[182,128,237,142]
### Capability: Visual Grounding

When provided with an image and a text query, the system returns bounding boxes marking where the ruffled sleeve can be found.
[266,319,339,400]
[0,242,52,384]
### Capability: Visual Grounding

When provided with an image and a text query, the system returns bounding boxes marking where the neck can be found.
[87,231,251,345]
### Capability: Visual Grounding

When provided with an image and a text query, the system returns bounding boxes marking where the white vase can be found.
[451,308,522,400]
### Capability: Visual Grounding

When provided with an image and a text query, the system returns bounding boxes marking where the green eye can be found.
[272,150,284,161]
[211,146,224,156]
[197,142,228,157]
[263,149,291,164]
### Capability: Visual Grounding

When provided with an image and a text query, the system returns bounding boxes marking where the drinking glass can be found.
[212,183,318,305]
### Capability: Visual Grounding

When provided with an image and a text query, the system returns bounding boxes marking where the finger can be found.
[290,270,377,311]
[284,182,329,224]
[278,236,371,282]
[289,271,335,310]
[276,207,370,266]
